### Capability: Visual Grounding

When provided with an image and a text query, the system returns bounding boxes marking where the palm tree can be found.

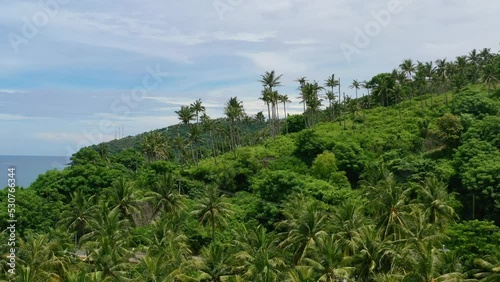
[260,87,273,136]
[145,172,187,218]
[302,234,355,281]
[400,58,416,80]
[401,237,465,282]
[278,197,328,265]
[190,98,205,124]
[224,97,245,152]
[260,71,283,136]
[279,94,291,134]
[59,189,96,248]
[17,232,64,281]
[141,131,170,162]
[192,185,233,241]
[361,80,371,110]
[81,203,132,280]
[474,255,500,281]
[175,105,195,126]
[302,82,323,128]
[481,63,498,93]
[468,49,480,83]
[138,215,192,280]
[324,90,337,121]
[172,134,189,166]
[286,266,316,282]
[233,224,285,281]
[325,74,340,124]
[412,176,459,230]
[331,200,366,257]
[350,79,361,100]
[296,77,309,125]
[352,226,395,281]
[106,177,140,225]
[201,113,219,165]
[365,174,412,241]
[195,241,234,281]
[189,123,203,165]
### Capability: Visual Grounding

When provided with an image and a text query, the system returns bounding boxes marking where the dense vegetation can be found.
[1,48,499,281]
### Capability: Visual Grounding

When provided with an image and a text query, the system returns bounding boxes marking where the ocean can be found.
[0,155,70,188]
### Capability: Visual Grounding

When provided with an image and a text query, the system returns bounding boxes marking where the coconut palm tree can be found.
[324,90,337,121]
[233,224,285,281]
[190,98,205,124]
[175,105,195,126]
[365,174,412,241]
[224,97,245,152]
[331,200,366,257]
[400,59,416,80]
[141,131,170,162]
[278,197,329,265]
[296,77,309,124]
[302,82,323,128]
[17,232,64,281]
[481,63,498,93]
[106,177,140,225]
[279,94,292,134]
[352,225,396,281]
[474,255,500,281]
[286,266,316,282]
[192,185,233,241]
[260,87,273,136]
[201,113,219,165]
[302,234,355,281]
[59,189,96,248]
[145,172,187,218]
[260,71,283,136]
[361,80,371,110]
[189,123,203,165]
[81,203,132,280]
[400,237,465,282]
[412,176,459,230]
[325,74,340,124]
[194,241,234,281]
[350,79,361,100]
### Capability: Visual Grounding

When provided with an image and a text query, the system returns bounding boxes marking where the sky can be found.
[0,0,499,156]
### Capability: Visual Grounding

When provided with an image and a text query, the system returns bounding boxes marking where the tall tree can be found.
[325,74,340,124]
[224,97,245,153]
[175,105,195,126]
[260,71,283,137]
[279,94,291,134]
[192,185,233,241]
[190,98,206,124]
[141,131,170,162]
[350,79,361,100]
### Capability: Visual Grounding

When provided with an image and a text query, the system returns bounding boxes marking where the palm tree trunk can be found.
[266,103,272,137]
[284,102,288,134]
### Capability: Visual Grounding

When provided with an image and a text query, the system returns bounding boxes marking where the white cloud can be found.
[213,31,277,42]
[1,0,500,156]
[0,89,27,94]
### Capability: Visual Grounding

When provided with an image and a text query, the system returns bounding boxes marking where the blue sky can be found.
[1,0,499,156]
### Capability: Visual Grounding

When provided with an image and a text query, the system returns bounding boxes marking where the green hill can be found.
[1,48,499,281]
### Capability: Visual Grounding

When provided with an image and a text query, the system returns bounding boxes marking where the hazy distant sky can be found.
[1,0,499,156]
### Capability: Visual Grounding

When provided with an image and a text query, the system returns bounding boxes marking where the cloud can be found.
[284,39,318,46]
[0,114,50,121]
[1,0,500,156]
[213,31,277,42]
[34,132,114,144]
[0,89,27,94]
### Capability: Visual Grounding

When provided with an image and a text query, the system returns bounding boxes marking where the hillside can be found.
[1,49,499,281]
